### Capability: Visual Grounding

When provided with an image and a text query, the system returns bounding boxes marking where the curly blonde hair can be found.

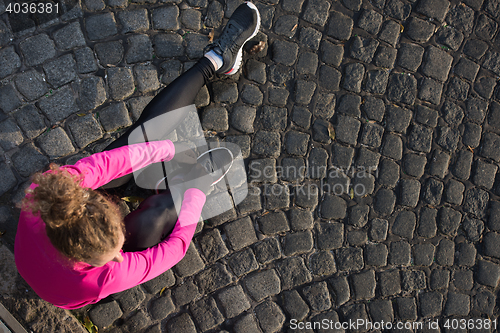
[21,164,125,262]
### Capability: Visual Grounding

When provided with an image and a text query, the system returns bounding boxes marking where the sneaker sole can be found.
[224,1,261,75]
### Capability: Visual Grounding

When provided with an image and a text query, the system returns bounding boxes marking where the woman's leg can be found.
[121,189,182,252]
[100,57,215,189]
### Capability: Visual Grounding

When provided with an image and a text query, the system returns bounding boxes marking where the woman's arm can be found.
[97,188,206,296]
[62,140,175,189]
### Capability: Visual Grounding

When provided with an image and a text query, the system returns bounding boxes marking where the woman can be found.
[14,2,260,309]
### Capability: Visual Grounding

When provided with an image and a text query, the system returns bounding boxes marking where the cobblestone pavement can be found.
[1,0,500,331]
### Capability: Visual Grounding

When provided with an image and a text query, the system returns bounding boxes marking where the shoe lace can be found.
[213,22,242,54]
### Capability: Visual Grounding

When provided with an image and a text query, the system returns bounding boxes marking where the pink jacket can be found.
[14,140,206,309]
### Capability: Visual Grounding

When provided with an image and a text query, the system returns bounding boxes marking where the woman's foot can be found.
[204,2,261,75]
[197,147,234,186]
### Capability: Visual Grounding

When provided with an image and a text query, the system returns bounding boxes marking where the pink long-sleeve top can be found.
[14,140,206,309]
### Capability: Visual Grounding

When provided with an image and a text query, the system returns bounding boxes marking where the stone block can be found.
[336,247,363,272]
[389,240,411,266]
[0,163,17,196]
[351,270,375,300]
[378,20,400,46]
[244,269,280,302]
[68,114,104,148]
[106,67,135,100]
[327,10,352,40]
[378,269,401,297]
[419,292,443,317]
[406,17,435,42]
[166,313,196,333]
[149,293,175,320]
[283,290,309,321]
[276,257,312,289]
[37,127,74,158]
[152,6,179,30]
[302,281,331,311]
[89,301,123,329]
[142,270,175,294]
[190,297,224,331]
[374,188,396,216]
[19,33,56,66]
[283,230,313,256]
[272,40,298,66]
[12,143,49,177]
[85,13,118,40]
[392,210,416,239]
[253,238,281,264]
[99,102,132,132]
[258,211,289,235]
[125,34,153,63]
[0,47,21,79]
[302,0,330,26]
[195,263,232,294]
[397,43,424,72]
[14,70,48,101]
[74,47,98,73]
[255,300,285,333]
[343,63,365,93]
[0,84,20,114]
[320,40,343,67]
[53,22,86,51]
[216,285,250,318]
[201,106,228,132]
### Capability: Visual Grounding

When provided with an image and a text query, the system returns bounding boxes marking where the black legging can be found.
[101,57,215,252]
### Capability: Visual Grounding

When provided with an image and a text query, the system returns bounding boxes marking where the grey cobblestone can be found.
[53,22,86,51]
[12,105,46,139]
[244,269,280,301]
[74,47,98,73]
[309,251,336,276]
[19,33,56,66]
[14,70,47,102]
[85,13,118,40]
[191,297,224,331]
[37,127,75,158]
[43,55,77,88]
[277,257,312,289]
[149,292,175,320]
[0,163,17,196]
[343,229,362,248]
[37,86,79,124]
[107,67,135,101]
[327,10,352,40]
[68,114,103,148]
[0,118,23,151]
[126,34,153,63]
[89,301,123,329]
[216,285,250,318]
[79,76,107,111]
[255,300,285,333]
[0,47,21,79]
[0,84,22,114]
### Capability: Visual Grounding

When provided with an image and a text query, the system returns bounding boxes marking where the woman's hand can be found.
[172,142,197,165]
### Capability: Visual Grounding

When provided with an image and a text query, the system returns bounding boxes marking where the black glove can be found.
[172,142,197,165]
[183,164,212,194]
